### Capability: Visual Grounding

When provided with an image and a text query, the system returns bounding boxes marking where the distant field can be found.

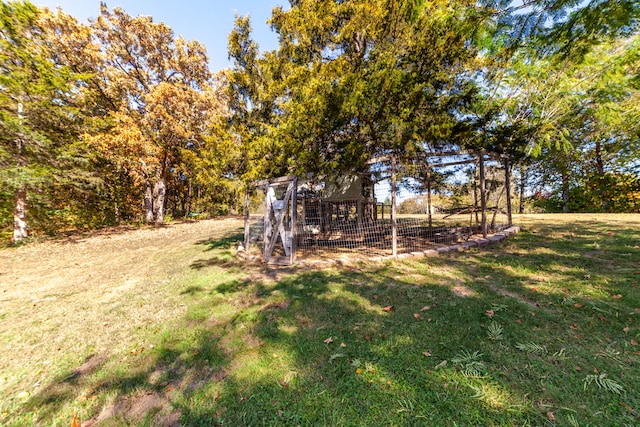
[0,213,638,426]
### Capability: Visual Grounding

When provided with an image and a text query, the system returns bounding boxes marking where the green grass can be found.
[1,214,639,426]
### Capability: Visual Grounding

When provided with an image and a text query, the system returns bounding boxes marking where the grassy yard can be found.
[0,214,638,426]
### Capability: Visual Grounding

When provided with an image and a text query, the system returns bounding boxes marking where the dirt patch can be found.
[488,284,539,308]
[65,354,108,382]
[84,391,179,426]
[451,280,478,298]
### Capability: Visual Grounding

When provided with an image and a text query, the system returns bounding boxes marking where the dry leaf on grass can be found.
[382,305,394,312]
[323,337,333,344]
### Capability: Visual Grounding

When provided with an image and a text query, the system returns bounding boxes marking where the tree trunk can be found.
[144,179,154,223]
[391,155,397,257]
[519,164,527,214]
[12,187,28,244]
[594,139,608,212]
[561,171,569,213]
[12,130,28,244]
[479,150,487,238]
[153,177,166,224]
[504,157,512,226]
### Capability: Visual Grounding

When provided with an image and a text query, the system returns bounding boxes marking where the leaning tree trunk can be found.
[12,187,28,244]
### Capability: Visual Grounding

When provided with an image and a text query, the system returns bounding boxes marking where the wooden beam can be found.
[254,175,299,187]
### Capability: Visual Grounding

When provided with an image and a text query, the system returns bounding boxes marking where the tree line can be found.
[1,0,639,243]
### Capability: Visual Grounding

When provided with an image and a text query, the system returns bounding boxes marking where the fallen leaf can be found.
[547,411,555,422]
[340,342,347,348]
[420,305,431,311]
[619,402,634,411]
[382,305,394,312]
[574,303,582,308]
[485,310,495,317]
[413,313,421,319]
[575,366,582,371]
[515,319,522,323]
[612,294,622,299]
[323,337,334,344]
[434,360,447,369]
[599,315,607,322]
[71,414,81,427]
[422,351,431,357]
[364,334,371,341]
[427,318,432,322]
[569,323,579,330]
[529,312,536,317]
[631,339,638,346]
[623,326,630,334]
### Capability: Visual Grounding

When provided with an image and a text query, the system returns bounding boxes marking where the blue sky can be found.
[35,0,286,71]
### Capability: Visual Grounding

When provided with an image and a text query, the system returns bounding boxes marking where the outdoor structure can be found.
[244,153,513,265]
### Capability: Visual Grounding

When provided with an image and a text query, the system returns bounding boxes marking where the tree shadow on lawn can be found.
[19,223,638,426]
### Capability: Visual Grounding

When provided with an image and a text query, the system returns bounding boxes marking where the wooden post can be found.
[504,157,513,227]
[263,183,271,260]
[291,176,298,264]
[243,189,251,251]
[391,155,398,257]
[479,150,487,238]
[426,164,433,228]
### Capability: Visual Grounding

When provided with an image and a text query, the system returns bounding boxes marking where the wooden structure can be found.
[255,176,298,265]
[244,151,513,264]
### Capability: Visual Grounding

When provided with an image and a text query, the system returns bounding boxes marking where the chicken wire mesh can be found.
[244,158,511,263]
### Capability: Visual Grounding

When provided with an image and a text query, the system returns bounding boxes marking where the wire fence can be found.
[245,160,511,263]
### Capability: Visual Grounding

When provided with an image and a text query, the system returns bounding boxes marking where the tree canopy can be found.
[0,0,638,242]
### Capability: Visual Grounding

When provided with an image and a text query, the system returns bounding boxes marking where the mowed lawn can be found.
[0,214,638,426]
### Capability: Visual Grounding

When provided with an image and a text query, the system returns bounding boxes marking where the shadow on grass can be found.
[18,218,639,426]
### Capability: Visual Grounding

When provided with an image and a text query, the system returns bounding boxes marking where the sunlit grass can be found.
[1,214,639,425]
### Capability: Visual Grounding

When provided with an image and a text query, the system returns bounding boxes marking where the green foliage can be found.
[451,350,486,377]
[583,373,625,395]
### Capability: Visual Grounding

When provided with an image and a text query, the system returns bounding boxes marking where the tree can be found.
[0,1,93,243]
[90,5,213,224]
[264,0,484,178]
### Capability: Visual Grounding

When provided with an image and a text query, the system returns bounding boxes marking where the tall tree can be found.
[265,0,483,177]
[91,5,212,224]
[0,1,93,243]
